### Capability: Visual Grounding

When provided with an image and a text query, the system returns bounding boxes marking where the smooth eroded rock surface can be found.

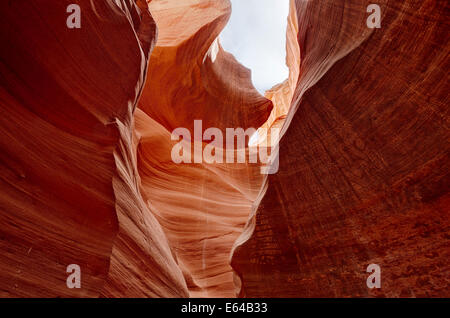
[231,0,449,298]
[0,0,447,298]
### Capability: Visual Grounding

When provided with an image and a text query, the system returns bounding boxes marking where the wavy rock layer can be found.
[133,108,264,297]
[139,0,272,135]
[263,0,300,130]
[1,0,448,298]
[232,0,450,297]
[0,0,187,297]
[135,0,272,297]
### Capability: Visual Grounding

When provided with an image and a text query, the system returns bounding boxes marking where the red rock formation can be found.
[139,0,272,135]
[0,0,448,299]
[231,0,450,298]
[0,0,187,297]
[132,108,265,297]
[134,0,272,297]
[0,0,272,298]
[263,0,300,130]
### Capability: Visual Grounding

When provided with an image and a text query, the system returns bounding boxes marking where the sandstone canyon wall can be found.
[0,0,448,298]
[134,0,273,298]
[232,0,450,297]
[0,0,187,297]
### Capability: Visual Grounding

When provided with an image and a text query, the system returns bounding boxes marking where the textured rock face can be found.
[231,0,450,297]
[139,0,272,135]
[0,0,448,298]
[133,107,266,297]
[0,0,270,298]
[0,0,187,297]
[135,0,272,298]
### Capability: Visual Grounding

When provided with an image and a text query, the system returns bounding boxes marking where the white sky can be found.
[219,0,290,94]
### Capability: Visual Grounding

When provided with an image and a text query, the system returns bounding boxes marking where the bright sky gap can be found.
[219,0,290,94]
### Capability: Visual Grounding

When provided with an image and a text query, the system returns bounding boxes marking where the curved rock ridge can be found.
[0,0,274,298]
[231,0,450,297]
[134,0,274,297]
[0,0,187,297]
[139,0,273,136]
[1,0,448,299]
[134,108,266,297]
[263,0,300,131]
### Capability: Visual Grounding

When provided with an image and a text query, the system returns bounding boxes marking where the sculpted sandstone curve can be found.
[0,0,187,297]
[139,0,273,135]
[134,0,273,297]
[0,0,447,299]
[231,0,449,298]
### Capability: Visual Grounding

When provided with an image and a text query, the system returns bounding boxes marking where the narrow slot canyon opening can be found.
[220,0,290,95]
[135,0,296,298]
[1,0,447,301]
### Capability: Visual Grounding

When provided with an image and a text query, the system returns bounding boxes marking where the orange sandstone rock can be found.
[0,0,448,299]
[0,0,187,297]
[232,0,450,298]
[134,0,273,297]
[140,0,272,135]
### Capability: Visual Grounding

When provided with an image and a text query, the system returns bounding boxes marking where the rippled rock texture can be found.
[0,0,187,298]
[232,0,450,298]
[0,0,448,298]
